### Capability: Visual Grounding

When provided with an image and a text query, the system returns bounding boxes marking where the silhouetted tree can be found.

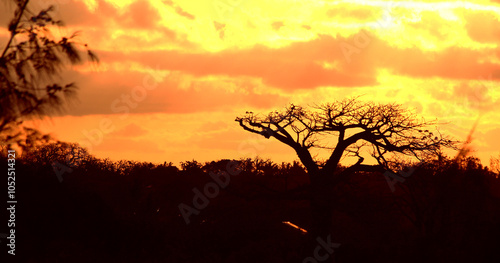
[491,154,500,176]
[0,0,98,147]
[0,125,52,157]
[236,97,458,250]
[180,159,203,174]
[23,140,90,167]
[12,146,500,261]
[393,156,498,260]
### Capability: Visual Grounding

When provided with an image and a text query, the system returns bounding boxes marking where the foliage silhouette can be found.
[490,154,500,176]
[0,0,98,151]
[5,147,500,262]
[236,97,460,260]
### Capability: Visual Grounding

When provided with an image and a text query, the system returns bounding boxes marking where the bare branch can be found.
[236,98,459,179]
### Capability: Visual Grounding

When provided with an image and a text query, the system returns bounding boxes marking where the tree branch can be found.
[1,0,30,59]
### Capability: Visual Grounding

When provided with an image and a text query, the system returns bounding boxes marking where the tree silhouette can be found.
[0,0,98,147]
[490,154,500,176]
[23,141,89,166]
[236,97,458,248]
[0,126,51,155]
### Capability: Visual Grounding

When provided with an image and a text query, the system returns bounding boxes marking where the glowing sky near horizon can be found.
[3,0,499,165]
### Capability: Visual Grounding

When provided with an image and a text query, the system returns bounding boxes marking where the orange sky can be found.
[2,0,500,166]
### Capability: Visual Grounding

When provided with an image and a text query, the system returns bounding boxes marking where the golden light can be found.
[282,221,308,234]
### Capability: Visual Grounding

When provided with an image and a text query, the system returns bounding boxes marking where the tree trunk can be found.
[305,170,336,263]
[310,176,332,238]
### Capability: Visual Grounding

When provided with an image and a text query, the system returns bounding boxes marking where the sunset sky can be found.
[2,0,500,166]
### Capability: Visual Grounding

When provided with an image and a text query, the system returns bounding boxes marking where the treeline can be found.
[2,141,500,262]
[11,140,309,178]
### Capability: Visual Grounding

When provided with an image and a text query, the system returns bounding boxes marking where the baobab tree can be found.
[235,97,458,250]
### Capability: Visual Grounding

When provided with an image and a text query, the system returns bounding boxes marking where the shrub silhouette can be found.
[5,141,500,262]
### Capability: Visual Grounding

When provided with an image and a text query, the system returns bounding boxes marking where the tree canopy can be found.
[236,97,458,181]
[0,0,98,150]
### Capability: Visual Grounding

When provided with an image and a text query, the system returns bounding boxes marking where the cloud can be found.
[56,0,161,29]
[405,11,452,41]
[192,129,244,151]
[96,30,500,93]
[17,0,498,94]
[57,67,288,116]
[100,34,379,90]
[162,0,196,20]
[94,138,164,154]
[425,78,500,114]
[271,21,284,31]
[197,121,229,132]
[122,0,162,29]
[463,10,500,43]
[473,126,500,154]
[213,21,226,39]
[453,82,500,112]
[110,123,148,137]
[57,0,118,27]
[54,0,197,52]
[483,127,500,151]
[326,4,381,22]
